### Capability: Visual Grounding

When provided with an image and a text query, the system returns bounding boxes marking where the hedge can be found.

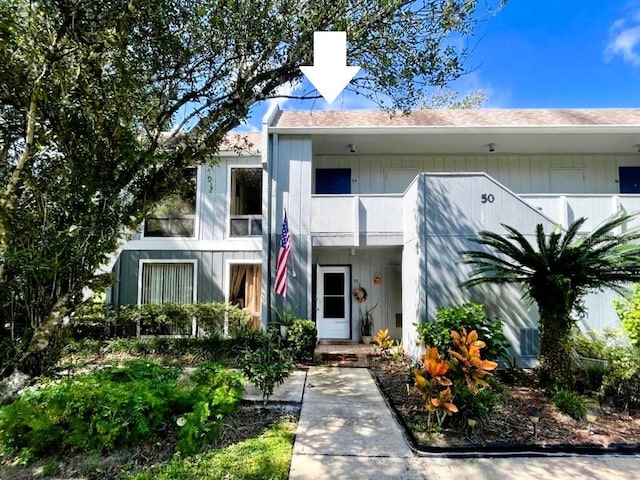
[69,301,253,339]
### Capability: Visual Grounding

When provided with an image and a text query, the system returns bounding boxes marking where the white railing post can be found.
[612,195,624,233]
[354,195,360,246]
[559,196,568,228]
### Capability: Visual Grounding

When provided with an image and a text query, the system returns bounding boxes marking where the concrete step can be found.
[313,343,374,367]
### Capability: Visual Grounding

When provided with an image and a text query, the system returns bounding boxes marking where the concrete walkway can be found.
[288,367,640,480]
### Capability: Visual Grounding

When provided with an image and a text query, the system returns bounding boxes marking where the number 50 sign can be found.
[481,193,495,204]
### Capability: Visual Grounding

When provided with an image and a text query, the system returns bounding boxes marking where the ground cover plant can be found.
[124,416,297,480]
[0,320,303,479]
[0,360,244,462]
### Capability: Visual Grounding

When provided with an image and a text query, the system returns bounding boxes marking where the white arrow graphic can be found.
[300,31,360,104]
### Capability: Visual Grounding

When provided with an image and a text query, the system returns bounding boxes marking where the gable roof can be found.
[220,132,261,153]
[272,109,640,130]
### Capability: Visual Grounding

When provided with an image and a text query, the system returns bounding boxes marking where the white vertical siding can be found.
[314,154,638,195]
[401,178,424,352]
[269,135,314,320]
[413,173,557,364]
[196,156,262,241]
[313,247,402,341]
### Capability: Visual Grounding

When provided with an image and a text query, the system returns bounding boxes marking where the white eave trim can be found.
[268,124,640,135]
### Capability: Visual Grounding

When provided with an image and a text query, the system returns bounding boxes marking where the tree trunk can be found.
[538,311,574,386]
[0,370,31,406]
[0,293,73,405]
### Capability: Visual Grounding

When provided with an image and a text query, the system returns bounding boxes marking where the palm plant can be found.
[462,211,640,384]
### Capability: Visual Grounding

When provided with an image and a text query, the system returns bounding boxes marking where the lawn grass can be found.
[123,417,297,480]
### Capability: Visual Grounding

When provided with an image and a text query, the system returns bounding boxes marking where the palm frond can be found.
[558,217,586,253]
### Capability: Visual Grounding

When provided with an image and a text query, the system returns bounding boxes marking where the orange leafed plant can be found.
[449,328,498,394]
[421,346,452,386]
[413,346,457,429]
[430,387,458,415]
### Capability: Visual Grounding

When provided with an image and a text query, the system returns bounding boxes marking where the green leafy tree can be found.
[462,212,640,385]
[0,0,505,396]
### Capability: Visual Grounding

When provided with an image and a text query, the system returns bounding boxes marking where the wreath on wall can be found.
[353,286,368,303]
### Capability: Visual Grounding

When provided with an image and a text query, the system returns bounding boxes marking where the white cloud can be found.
[448,70,510,108]
[606,13,640,66]
[266,80,300,109]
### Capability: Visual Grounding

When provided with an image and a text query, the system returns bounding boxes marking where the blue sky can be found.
[239,0,640,130]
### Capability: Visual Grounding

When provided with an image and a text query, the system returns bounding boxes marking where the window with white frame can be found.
[230,167,262,237]
[140,262,195,304]
[145,168,197,237]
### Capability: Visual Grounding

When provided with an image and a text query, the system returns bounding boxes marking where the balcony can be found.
[310,194,404,246]
[144,215,195,237]
[520,194,640,231]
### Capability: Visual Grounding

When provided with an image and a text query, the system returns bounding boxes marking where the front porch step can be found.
[313,342,375,367]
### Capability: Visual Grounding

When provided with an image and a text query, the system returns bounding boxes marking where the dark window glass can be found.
[316,168,351,194]
[619,167,640,194]
[230,168,262,236]
[145,168,197,237]
[323,273,344,295]
[231,168,262,215]
[323,297,345,318]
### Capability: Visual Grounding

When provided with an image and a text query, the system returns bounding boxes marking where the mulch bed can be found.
[370,357,640,453]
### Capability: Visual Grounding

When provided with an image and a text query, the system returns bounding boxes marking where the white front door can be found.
[316,266,351,339]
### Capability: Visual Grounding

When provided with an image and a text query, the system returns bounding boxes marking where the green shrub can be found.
[0,360,243,460]
[242,329,294,405]
[553,388,588,421]
[61,338,101,357]
[585,363,606,392]
[614,284,640,348]
[570,327,622,359]
[603,345,640,409]
[0,361,182,457]
[176,363,244,455]
[416,303,509,361]
[451,377,505,426]
[65,336,245,366]
[193,303,252,337]
[287,319,317,363]
[69,302,251,340]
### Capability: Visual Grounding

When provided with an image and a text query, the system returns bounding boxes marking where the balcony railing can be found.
[144,215,195,237]
[230,215,262,237]
[310,194,403,245]
[520,194,640,231]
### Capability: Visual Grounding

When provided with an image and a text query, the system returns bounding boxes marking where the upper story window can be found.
[145,168,197,237]
[230,167,262,237]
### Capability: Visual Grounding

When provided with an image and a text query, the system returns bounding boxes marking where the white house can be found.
[111,107,640,364]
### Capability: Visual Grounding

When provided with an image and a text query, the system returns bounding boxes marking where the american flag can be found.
[275,211,291,296]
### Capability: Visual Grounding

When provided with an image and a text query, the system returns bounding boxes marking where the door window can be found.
[323,272,346,318]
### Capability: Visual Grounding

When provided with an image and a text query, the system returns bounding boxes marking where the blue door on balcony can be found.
[620,167,640,194]
[315,169,351,194]
[316,266,351,339]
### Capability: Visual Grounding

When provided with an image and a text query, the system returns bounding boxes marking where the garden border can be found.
[370,370,640,458]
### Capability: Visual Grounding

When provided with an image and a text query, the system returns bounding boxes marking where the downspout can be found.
[261,104,280,328]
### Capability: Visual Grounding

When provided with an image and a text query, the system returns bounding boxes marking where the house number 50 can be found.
[481,193,495,204]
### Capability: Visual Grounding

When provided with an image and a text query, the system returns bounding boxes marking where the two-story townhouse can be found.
[109,132,266,330]
[112,107,640,364]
